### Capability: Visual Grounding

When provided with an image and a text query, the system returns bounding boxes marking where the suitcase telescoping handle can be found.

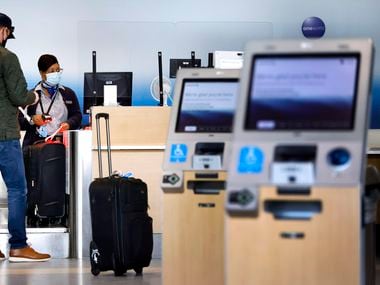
[95,113,112,178]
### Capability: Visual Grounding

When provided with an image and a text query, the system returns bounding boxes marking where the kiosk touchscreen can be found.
[161,68,239,285]
[225,39,373,285]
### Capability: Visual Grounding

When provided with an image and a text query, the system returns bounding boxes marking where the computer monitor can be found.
[83,72,133,114]
[169,58,202,78]
[214,51,244,69]
[244,54,360,131]
[175,78,239,133]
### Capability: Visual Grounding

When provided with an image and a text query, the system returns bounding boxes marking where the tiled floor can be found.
[0,258,161,285]
[1,258,380,285]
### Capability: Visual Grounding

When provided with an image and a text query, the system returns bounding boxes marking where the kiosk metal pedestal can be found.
[161,68,239,285]
[163,171,226,285]
[225,39,374,285]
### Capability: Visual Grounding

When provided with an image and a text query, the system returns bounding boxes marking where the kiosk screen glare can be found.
[176,79,239,133]
[245,54,360,130]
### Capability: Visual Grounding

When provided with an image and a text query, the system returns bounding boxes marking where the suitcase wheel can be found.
[90,241,101,276]
[91,267,100,276]
[113,268,126,277]
[134,267,143,276]
[112,255,126,276]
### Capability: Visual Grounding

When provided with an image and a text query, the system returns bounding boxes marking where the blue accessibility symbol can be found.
[238,146,264,173]
[170,144,188,163]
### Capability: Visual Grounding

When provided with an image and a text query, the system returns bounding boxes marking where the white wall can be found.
[2,0,380,114]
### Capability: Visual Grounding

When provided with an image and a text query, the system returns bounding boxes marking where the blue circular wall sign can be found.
[302,17,326,39]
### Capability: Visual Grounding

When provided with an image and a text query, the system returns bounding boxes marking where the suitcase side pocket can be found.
[125,212,153,268]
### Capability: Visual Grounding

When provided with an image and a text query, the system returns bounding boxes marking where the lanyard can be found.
[39,89,58,115]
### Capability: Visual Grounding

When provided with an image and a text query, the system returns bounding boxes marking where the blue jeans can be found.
[0,140,28,249]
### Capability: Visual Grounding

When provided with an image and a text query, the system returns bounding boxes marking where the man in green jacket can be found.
[0,12,51,262]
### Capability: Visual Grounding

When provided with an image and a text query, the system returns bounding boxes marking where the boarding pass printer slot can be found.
[193,142,225,170]
[271,145,317,187]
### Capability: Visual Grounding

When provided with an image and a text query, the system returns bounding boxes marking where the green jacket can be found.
[0,46,36,141]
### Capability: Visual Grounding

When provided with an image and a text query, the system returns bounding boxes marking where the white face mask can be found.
[45,71,62,86]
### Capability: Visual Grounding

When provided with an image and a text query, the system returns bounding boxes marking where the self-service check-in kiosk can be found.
[225,39,374,285]
[161,68,240,285]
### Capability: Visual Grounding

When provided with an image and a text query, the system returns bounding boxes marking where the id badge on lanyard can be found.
[37,90,58,138]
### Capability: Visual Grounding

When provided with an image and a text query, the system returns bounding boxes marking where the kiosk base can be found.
[226,186,361,285]
[163,171,226,285]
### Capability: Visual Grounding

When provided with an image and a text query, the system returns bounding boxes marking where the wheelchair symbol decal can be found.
[170,144,188,163]
[238,146,264,173]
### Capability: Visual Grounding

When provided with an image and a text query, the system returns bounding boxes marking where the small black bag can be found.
[23,140,66,223]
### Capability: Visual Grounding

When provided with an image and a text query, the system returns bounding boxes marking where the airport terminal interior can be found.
[0,260,380,285]
[0,259,162,285]
[0,39,379,285]
[2,2,380,285]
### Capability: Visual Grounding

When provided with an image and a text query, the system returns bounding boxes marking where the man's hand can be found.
[31,114,47,126]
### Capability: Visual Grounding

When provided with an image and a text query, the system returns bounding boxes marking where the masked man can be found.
[0,12,51,262]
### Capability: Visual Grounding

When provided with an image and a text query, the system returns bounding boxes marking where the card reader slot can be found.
[274,145,317,162]
[187,180,225,195]
[195,173,219,179]
[195,142,225,155]
[277,187,311,195]
[264,200,322,220]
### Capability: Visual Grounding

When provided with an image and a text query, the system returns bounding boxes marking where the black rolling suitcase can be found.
[89,113,153,276]
[23,140,66,225]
